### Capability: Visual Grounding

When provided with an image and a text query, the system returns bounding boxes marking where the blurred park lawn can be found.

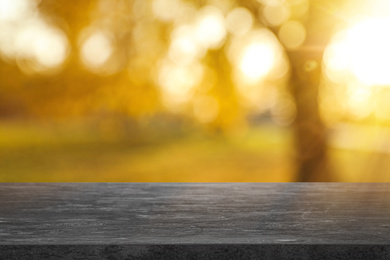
[0,121,293,182]
[1,121,388,182]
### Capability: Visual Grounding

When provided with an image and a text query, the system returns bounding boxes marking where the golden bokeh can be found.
[1,0,390,182]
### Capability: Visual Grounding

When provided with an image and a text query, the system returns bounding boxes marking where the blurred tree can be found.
[0,0,350,181]
[206,0,337,181]
[36,0,337,181]
[35,0,161,119]
[285,2,337,181]
[38,0,94,65]
[236,0,341,181]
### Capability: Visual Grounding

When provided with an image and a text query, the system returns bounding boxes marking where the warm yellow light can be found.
[229,29,285,87]
[349,18,390,85]
[169,25,203,65]
[374,89,390,121]
[325,17,390,86]
[158,61,204,106]
[152,0,182,21]
[289,0,309,19]
[194,6,226,49]
[239,41,275,82]
[346,84,374,119]
[226,7,253,36]
[80,30,112,70]
[263,1,290,27]
[15,20,69,68]
[193,96,219,123]
[278,20,306,50]
[0,0,34,21]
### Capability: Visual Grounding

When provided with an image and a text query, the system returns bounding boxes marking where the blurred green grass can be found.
[0,121,295,182]
[1,121,390,182]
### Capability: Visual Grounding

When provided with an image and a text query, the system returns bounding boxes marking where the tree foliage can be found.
[0,0,365,180]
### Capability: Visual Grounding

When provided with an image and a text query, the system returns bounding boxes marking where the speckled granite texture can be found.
[1,183,390,259]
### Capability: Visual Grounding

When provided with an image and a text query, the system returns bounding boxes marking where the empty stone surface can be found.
[1,183,390,245]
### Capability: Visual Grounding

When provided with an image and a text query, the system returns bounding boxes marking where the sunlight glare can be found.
[32,28,68,68]
[194,6,226,49]
[229,29,284,85]
[325,18,390,86]
[323,36,350,83]
[239,42,275,82]
[348,18,390,85]
[16,20,69,68]
[0,0,35,21]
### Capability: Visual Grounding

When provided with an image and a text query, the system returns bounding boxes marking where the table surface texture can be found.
[1,183,390,245]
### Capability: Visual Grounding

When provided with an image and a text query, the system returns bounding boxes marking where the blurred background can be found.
[1,0,390,182]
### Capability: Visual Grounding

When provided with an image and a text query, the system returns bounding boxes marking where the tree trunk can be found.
[287,2,336,181]
[287,48,332,181]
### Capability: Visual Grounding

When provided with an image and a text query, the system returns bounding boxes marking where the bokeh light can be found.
[158,60,204,107]
[3,0,390,183]
[152,0,182,22]
[80,30,113,71]
[16,21,69,68]
[0,0,69,73]
[322,16,390,124]
[229,29,286,85]
[169,25,204,65]
[0,0,36,21]
[194,6,226,49]
[239,42,275,82]
[263,1,290,27]
[226,7,253,36]
[278,20,306,50]
[325,18,390,86]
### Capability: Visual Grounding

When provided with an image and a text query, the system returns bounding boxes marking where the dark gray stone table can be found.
[1,183,390,259]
